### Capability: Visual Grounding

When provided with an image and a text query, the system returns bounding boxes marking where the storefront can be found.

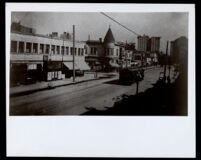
[43,61,62,81]
[10,62,43,86]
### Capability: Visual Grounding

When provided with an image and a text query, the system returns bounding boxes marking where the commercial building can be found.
[150,37,160,52]
[136,34,160,65]
[137,35,160,53]
[10,22,90,86]
[170,36,188,67]
[85,38,104,71]
[137,35,150,52]
[85,27,133,71]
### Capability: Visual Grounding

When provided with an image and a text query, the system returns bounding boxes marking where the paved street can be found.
[10,67,170,115]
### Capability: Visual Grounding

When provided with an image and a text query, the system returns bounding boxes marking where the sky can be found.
[11,12,188,52]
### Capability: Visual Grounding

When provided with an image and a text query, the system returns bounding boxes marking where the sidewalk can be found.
[10,66,157,97]
[10,72,118,96]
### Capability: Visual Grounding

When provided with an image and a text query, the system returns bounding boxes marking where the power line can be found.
[100,12,141,37]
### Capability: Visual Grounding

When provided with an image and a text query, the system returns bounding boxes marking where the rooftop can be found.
[104,27,115,43]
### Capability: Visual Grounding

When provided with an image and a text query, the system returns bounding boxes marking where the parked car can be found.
[64,69,84,78]
[75,70,84,76]
[119,68,144,84]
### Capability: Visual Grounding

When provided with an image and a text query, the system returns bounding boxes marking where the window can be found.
[74,48,77,56]
[40,44,44,54]
[90,47,97,55]
[111,48,114,56]
[33,43,38,53]
[85,48,87,55]
[56,46,60,54]
[90,48,93,55]
[78,48,81,56]
[61,46,64,55]
[45,44,50,54]
[116,49,119,56]
[19,41,24,53]
[94,48,97,55]
[81,48,84,56]
[70,47,76,55]
[66,47,69,55]
[26,42,31,53]
[70,47,73,55]
[11,41,17,53]
[51,45,55,54]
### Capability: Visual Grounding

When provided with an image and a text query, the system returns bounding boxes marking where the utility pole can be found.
[163,41,169,81]
[73,25,75,82]
[62,34,64,73]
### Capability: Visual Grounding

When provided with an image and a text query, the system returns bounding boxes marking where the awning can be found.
[76,61,91,70]
[63,62,79,70]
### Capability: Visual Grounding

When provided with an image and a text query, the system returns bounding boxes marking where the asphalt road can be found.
[10,67,167,115]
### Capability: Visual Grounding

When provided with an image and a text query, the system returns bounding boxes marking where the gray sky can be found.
[11,12,188,52]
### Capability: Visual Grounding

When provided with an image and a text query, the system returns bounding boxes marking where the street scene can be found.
[9,12,188,115]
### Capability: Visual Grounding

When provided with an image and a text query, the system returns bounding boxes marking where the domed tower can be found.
[103,26,116,57]
[103,26,120,71]
[104,27,115,44]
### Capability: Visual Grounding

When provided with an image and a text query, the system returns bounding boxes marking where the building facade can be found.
[136,34,160,66]
[85,39,104,71]
[137,35,160,53]
[150,37,160,53]
[170,36,188,67]
[85,27,133,71]
[137,35,150,52]
[10,22,90,85]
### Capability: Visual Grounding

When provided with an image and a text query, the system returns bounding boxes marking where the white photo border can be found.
[6,3,195,158]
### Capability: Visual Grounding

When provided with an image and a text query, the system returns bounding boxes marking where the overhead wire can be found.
[100,12,141,37]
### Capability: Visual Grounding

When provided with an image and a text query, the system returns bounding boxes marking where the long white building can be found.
[10,22,90,85]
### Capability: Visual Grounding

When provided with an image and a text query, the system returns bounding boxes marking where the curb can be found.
[10,67,159,97]
[10,77,112,97]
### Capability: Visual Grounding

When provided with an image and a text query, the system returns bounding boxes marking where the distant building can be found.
[60,32,72,40]
[132,51,144,66]
[137,35,160,53]
[150,37,160,53]
[85,38,104,71]
[170,36,188,67]
[85,27,132,71]
[11,21,36,34]
[137,35,149,52]
[136,34,160,66]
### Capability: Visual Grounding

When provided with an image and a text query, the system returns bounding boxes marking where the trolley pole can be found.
[73,25,75,82]
[62,35,64,72]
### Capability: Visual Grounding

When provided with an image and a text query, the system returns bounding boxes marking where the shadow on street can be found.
[82,74,187,116]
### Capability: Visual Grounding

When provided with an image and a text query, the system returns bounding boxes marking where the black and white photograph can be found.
[9,11,188,116]
[6,3,195,158]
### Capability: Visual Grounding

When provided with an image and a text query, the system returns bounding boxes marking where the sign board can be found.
[47,72,52,81]
[27,64,37,70]
[58,71,62,79]
[51,72,55,79]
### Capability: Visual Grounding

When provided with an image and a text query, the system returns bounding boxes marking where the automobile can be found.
[23,77,36,85]
[64,70,84,78]
[75,70,84,76]
[119,68,144,84]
